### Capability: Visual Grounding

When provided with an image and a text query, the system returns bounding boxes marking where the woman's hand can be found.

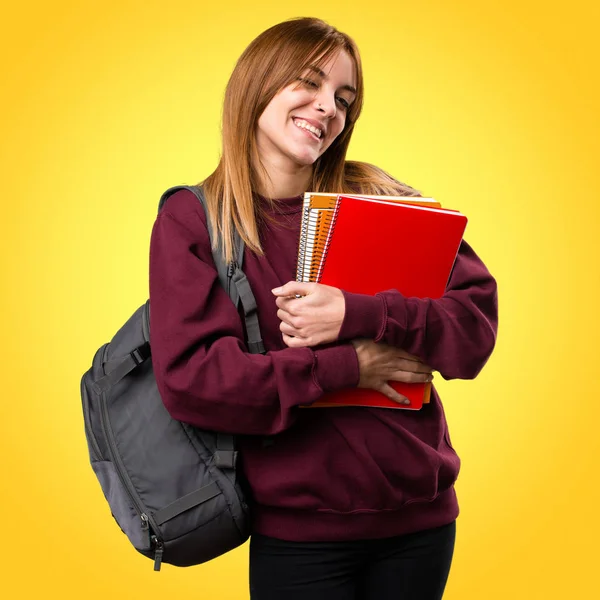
[351,338,434,405]
[272,281,345,348]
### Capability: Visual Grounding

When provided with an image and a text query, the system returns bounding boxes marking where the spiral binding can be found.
[296,202,311,281]
[308,214,333,281]
[296,194,341,283]
[303,211,319,281]
[301,212,335,282]
[315,197,343,283]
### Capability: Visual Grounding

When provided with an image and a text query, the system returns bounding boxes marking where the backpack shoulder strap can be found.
[158,184,243,292]
[158,185,265,355]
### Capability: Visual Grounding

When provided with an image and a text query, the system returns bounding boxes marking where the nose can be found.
[314,89,336,119]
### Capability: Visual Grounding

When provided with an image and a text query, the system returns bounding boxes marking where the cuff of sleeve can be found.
[312,343,359,394]
[338,290,387,342]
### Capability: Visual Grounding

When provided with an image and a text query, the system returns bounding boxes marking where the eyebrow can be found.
[307,65,357,95]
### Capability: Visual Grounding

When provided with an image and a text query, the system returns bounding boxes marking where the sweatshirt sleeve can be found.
[337,240,498,380]
[149,198,359,436]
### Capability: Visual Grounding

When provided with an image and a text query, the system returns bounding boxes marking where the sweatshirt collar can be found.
[256,192,304,215]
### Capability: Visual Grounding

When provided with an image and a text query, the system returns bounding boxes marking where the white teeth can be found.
[293,118,322,138]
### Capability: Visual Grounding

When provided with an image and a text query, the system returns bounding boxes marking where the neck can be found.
[254,156,313,199]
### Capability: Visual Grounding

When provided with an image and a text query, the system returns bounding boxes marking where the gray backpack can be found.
[80,185,265,571]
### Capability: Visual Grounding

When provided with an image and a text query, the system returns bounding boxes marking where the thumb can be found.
[271,281,313,297]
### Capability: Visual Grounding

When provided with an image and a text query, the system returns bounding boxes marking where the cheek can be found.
[326,116,347,146]
[256,111,273,139]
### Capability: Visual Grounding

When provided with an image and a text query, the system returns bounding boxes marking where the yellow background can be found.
[1,0,598,598]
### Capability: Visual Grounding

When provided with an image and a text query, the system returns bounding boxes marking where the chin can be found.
[286,154,317,167]
[299,156,320,167]
[290,147,323,166]
[288,136,327,161]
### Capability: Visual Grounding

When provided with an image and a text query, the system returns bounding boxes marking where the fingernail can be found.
[401,399,410,405]
[271,287,282,294]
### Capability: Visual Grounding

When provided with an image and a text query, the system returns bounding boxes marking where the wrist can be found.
[338,290,386,341]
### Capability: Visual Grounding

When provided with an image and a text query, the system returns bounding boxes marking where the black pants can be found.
[249,521,456,600]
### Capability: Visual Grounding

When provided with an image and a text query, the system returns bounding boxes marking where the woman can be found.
[149,16,498,600]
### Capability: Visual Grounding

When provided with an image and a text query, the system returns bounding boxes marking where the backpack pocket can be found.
[91,460,152,552]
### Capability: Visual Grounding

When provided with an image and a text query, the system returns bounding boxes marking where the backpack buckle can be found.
[131,342,151,366]
[214,450,238,469]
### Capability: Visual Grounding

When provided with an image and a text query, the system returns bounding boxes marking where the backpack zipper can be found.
[151,535,164,571]
[98,390,165,570]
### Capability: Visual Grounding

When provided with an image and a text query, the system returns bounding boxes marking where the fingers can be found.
[275,296,299,311]
[277,308,292,324]
[393,358,433,374]
[272,282,314,298]
[279,319,302,337]
[277,307,306,328]
[365,340,429,367]
[389,348,430,367]
[282,333,310,348]
[388,369,434,384]
[378,344,434,374]
[378,383,411,405]
[278,311,309,340]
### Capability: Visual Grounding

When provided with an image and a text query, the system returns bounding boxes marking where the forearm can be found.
[151,330,359,436]
[337,240,498,380]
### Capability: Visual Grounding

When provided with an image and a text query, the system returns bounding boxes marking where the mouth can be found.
[292,117,324,141]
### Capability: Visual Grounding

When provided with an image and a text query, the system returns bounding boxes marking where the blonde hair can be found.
[202,17,420,263]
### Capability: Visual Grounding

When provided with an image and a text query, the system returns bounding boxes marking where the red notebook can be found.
[311,195,468,410]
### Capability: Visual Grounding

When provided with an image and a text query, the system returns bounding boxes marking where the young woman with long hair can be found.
[149,16,498,600]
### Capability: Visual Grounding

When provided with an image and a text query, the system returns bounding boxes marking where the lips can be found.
[292,117,327,138]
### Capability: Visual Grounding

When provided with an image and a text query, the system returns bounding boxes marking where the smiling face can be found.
[255,50,357,172]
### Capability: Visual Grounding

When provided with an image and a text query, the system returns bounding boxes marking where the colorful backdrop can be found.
[2,0,598,598]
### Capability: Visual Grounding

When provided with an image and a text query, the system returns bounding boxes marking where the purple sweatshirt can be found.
[149,188,498,541]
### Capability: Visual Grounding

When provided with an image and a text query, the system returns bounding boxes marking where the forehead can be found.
[310,50,357,88]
